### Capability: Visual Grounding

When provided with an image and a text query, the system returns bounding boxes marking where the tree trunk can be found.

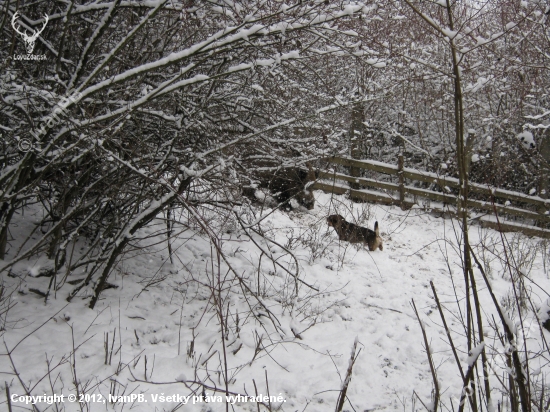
[539,128,550,200]
[349,99,364,196]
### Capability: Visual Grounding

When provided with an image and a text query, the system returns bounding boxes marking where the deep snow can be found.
[1,191,549,412]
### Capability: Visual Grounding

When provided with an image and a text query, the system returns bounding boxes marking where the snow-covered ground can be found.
[2,191,549,412]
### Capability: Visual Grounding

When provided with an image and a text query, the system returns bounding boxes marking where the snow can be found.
[256,57,275,66]
[466,342,485,366]
[342,30,358,37]
[442,28,458,39]
[280,50,300,60]
[366,58,386,68]
[2,192,549,411]
[502,312,518,337]
[465,76,493,93]
[227,62,252,72]
[524,110,550,120]
[12,256,56,277]
[517,130,535,149]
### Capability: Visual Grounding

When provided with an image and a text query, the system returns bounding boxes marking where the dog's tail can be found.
[375,221,383,251]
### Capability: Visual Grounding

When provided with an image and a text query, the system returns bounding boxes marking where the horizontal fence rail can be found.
[312,156,550,239]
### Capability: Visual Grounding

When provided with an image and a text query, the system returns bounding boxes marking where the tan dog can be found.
[327,214,383,251]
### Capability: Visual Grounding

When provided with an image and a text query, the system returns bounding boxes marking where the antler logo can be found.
[11,11,48,54]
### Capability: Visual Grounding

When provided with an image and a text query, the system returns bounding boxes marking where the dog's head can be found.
[327,214,345,227]
[295,189,315,210]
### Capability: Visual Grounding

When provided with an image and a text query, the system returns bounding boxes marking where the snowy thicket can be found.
[1,0,550,411]
[2,0,549,297]
[1,0,384,305]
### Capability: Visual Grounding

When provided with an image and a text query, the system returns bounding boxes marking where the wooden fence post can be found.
[398,154,405,209]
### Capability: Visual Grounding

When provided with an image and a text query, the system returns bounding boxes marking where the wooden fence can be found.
[311,156,550,239]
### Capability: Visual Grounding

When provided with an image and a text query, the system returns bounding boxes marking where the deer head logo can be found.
[11,11,48,54]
